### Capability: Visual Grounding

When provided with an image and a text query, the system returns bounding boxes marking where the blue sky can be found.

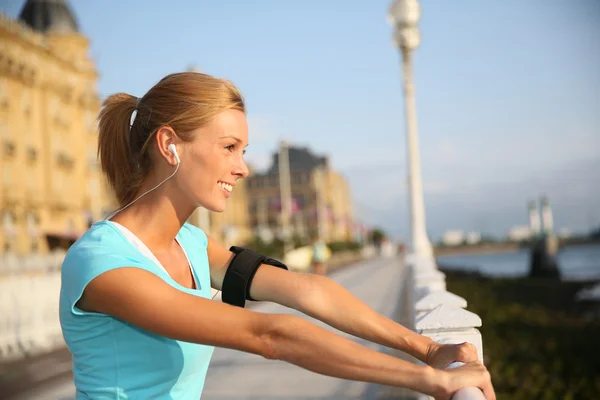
[4,0,599,241]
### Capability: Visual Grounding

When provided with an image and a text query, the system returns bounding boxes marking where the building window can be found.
[3,140,15,157]
[58,152,74,168]
[26,212,40,237]
[0,124,14,158]
[27,146,38,162]
[2,210,16,237]
[0,79,8,108]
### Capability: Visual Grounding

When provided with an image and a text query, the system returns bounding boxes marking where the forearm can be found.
[295,275,435,363]
[264,313,441,395]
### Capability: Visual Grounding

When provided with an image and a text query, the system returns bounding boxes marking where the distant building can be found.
[557,228,572,240]
[192,179,253,247]
[528,200,541,237]
[465,232,482,245]
[540,196,555,235]
[442,230,465,247]
[507,225,531,242]
[246,146,354,243]
[0,1,114,254]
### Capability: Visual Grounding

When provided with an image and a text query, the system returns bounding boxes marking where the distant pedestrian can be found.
[59,71,495,400]
[311,235,329,275]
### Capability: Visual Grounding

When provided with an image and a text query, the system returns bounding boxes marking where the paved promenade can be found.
[7,256,409,400]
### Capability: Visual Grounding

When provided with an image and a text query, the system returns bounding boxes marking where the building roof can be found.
[18,0,79,34]
[267,146,328,175]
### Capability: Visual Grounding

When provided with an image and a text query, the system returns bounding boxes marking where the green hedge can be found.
[242,237,363,259]
[326,240,363,253]
[242,237,285,259]
[444,271,600,400]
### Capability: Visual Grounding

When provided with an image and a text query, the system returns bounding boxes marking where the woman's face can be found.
[176,109,249,213]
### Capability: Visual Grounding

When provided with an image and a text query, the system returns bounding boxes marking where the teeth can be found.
[218,182,232,192]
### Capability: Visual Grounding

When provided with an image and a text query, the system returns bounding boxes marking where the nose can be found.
[234,155,249,179]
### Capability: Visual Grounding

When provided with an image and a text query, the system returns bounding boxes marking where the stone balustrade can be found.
[0,251,66,362]
[404,254,486,400]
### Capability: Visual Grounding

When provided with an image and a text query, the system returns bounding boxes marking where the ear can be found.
[155,126,179,166]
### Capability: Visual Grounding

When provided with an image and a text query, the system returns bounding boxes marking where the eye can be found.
[225,144,235,152]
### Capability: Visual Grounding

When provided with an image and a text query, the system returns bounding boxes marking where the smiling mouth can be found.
[218,181,232,196]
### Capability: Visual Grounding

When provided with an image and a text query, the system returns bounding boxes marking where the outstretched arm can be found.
[250,266,479,369]
[207,237,479,368]
[249,265,443,361]
[205,237,493,399]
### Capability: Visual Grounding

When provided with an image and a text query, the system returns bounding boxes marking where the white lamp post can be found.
[387,0,435,265]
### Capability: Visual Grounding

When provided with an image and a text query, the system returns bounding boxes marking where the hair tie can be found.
[129,97,140,130]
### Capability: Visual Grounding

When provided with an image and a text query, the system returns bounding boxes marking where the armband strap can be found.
[221,246,289,308]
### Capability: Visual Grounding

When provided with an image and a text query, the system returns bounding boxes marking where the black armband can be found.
[221,246,289,308]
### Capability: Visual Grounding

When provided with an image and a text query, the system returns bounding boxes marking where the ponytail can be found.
[97,93,141,206]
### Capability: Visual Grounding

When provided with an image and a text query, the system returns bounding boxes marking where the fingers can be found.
[457,342,479,362]
[482,381,496,400]
[474,363,495,400]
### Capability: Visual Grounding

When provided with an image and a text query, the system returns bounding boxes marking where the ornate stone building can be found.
[246,146,354,243]
[0,0,113,254]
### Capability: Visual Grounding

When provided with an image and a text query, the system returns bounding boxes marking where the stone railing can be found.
[403,254,486,400]
[0,251,66,362]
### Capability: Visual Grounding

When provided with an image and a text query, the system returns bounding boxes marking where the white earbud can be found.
[168,144,180,164]
[104,143,181,220]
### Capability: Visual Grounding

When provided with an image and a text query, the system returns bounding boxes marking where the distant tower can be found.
[529,195,560,279]
[540,196,554,235]
[528,201,541,239]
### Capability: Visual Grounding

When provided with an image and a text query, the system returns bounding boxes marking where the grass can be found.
[444,271,600,400]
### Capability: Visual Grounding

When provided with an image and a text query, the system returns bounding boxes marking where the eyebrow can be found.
[219,135,249,147]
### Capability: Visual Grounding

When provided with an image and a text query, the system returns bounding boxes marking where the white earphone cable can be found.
[105,162,180,221]
[104,146,221,300]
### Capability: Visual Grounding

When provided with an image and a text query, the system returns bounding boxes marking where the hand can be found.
[430,361,496,400]
[425,342,479,369]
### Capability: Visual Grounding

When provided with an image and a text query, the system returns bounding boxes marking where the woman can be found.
[59,72,495,400]
[310,235,329,275]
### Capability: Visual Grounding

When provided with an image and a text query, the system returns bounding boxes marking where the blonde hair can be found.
[97,72,245,206]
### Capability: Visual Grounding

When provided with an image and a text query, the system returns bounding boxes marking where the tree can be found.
[369,228,387,246]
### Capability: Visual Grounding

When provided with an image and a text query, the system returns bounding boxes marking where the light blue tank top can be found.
[59,220,214,399]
